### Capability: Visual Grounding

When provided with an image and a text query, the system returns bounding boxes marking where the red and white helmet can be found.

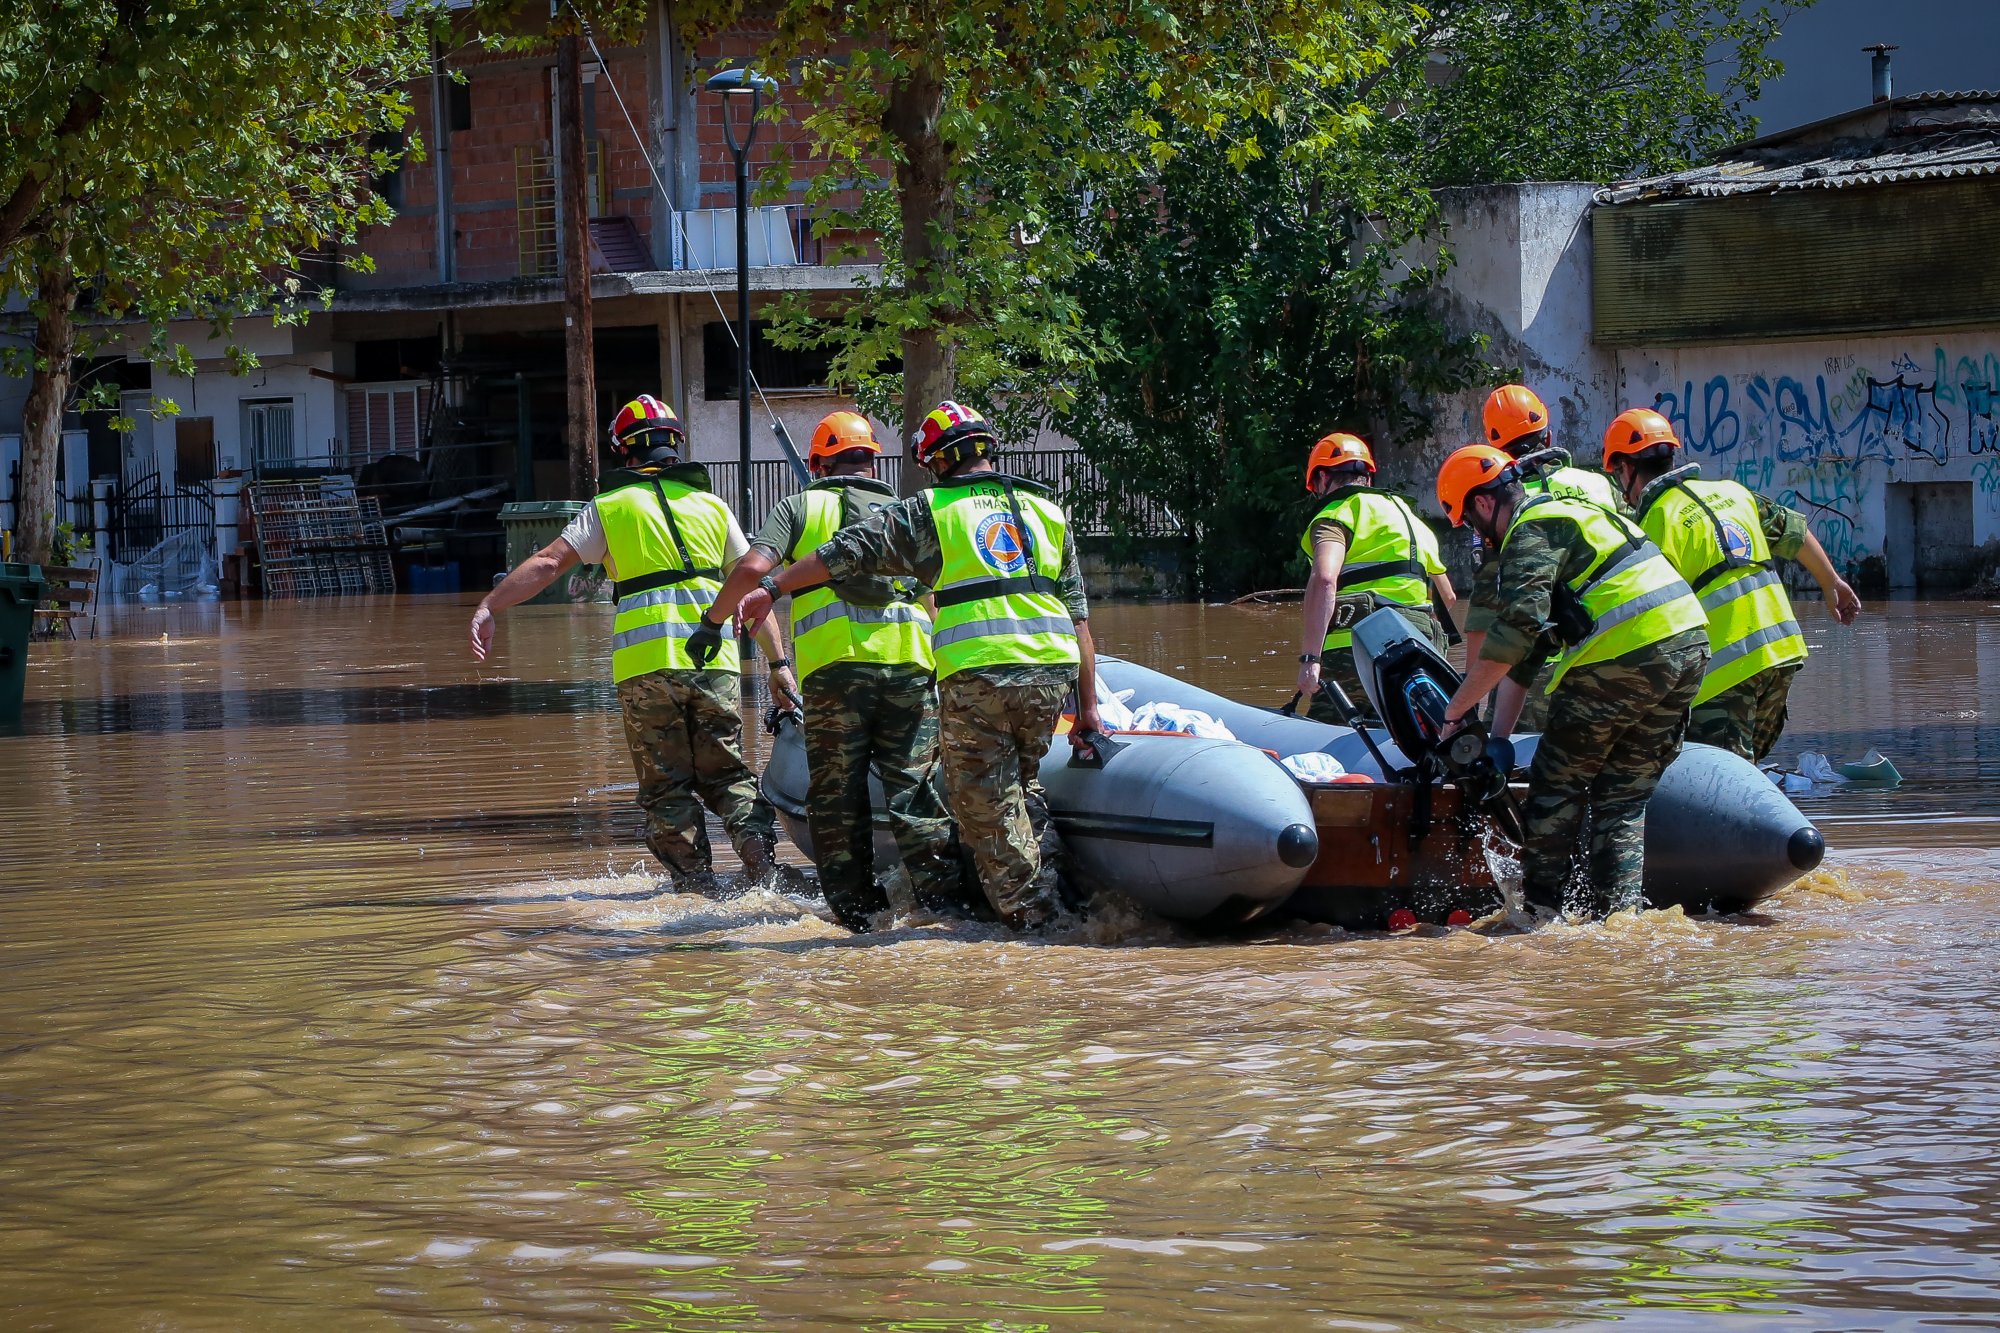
[609,395,685,460]
[912,400,995,468]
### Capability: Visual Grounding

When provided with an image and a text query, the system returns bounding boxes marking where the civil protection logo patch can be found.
[973,512,1029,573]
[1720,518,1753,560]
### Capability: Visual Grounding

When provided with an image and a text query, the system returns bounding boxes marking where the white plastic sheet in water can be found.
[103,531,219,603]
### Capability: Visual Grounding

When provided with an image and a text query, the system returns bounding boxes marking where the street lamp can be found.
[705,68,779,530]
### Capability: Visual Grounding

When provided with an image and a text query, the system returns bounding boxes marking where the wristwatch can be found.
[757,574,782,598]
[767,657,792,670]
[1298,653,1321,664]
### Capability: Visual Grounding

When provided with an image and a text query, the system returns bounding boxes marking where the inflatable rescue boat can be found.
[759,609,1827,929]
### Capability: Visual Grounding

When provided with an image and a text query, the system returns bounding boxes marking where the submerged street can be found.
[3,597,1999,1329]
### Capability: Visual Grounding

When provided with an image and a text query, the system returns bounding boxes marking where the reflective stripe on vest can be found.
[1506,495,1706,692]
[924,478,1079,680]
[1640,478,1807,704]
[1300,488,1442,651]
[786,485,935,680]
[597,479,738,682]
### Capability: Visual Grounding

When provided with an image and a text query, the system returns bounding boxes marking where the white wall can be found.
[1420,185,2000,582]
[151,357,342,477]
[1400,183,1616,502]
[1618,334,2000,576]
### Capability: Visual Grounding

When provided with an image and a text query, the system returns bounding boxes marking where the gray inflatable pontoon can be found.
[1098,639,1826,917]
[760,711,1318,926]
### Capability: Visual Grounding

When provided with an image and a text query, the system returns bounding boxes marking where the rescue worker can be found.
[1294,431,1456,724]
[1434,444,1710,917]
[469,395,793,890]
[1480,384,1621,506]
[705,410,978,931]
[724,401,1099,932]
[1601,407,1861,762]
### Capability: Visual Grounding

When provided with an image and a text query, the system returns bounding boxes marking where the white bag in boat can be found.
[1280,751,1348,783]
[1127,702,1236,740]
[1094,676,1137,733]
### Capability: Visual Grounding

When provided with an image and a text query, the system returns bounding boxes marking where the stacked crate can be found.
[246,480,397,598]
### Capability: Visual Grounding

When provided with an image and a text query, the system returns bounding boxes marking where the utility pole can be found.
[557,34,597,500]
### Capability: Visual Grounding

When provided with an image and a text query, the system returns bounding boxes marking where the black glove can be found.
[687,616,724,668]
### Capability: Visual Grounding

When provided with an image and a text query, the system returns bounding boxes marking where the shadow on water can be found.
[274,805,644,848]
[12,678,620,736]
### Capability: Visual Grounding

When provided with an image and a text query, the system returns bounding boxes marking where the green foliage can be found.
[49,519,88,567]
[1052,0,1805,592]
[670,0,1414,442]
[0,1,439,373]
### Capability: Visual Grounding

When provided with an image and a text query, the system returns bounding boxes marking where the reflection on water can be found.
[4,596,1999,1328]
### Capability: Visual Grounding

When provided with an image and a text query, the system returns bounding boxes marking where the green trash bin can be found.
[0,563,45,725]
[497,501,592,605]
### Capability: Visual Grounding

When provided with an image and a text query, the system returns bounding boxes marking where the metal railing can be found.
[698,450,1178,539]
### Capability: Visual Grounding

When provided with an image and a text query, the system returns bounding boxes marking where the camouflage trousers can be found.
[1520,631,1708,917]
[1306,605,1448,726]
[617,669,776,879]
[804,662,976,931]
[937,673,1069,928]
[1688,662,1801,763]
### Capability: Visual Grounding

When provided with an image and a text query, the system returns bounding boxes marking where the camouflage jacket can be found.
[752,477,927,607]
[817,470,1088,692]
[1478,506,1635,686]
[817,472,1090,621]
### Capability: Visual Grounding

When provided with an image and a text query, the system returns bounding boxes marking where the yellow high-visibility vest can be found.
[786,482,934,680]
[1504,494,1706,691]
[1300,487,1444,650]
[598,475,736,682]
[1526,463,1619,509]
[1640,477,1806,704]
[924,477,1079,680]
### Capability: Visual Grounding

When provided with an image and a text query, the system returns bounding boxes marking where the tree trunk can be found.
[884,62,954,496]
[17,263,77,566]
[557,34,598,501]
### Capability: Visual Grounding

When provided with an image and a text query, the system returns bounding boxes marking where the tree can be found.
[1052,0,1802,592]
[670,0,1410,488]
[0,2,434,563]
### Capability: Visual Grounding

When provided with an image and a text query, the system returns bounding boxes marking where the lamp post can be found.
[704,68,778,529]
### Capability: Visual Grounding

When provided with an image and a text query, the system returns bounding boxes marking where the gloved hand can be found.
[687,616,724,668]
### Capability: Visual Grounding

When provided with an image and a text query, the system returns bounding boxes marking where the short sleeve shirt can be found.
[560,492,749,580]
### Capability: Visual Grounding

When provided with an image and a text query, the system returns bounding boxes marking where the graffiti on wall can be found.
[1640,342,2000,572]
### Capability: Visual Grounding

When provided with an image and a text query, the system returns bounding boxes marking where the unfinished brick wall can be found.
[342,21,878,290]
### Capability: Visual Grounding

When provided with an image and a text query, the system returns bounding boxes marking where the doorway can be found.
[1885,480,1975,592]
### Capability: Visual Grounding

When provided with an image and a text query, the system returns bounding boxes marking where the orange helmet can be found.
[912,400,995,468]
[809,410,882,468]
[1303,432,1375,491]
[609,394,685,460]
[1436,444,1517,527]
[1482,384,1549,453]
[1601,407,1681,467]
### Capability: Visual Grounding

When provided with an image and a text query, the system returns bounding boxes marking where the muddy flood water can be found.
[5,596,2000,1331]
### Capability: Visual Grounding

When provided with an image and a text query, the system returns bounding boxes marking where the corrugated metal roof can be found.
[1601,93,2000,204]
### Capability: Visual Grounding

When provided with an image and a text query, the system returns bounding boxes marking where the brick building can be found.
[0,0,885,549]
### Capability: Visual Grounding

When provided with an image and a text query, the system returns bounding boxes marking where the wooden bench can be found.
[31,564,100,640]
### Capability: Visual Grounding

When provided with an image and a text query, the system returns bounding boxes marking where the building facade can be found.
[1393,92,2000,594]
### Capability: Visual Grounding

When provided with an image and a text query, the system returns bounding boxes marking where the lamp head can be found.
[704,69,778,98]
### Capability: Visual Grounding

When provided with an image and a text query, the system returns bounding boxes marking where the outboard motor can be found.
[1350,607,1524,842]
[1351,607,1462,766]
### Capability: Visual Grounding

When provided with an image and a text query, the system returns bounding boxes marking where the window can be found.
[344,383,432,467]
[244,399,297,469]
[370,130,406,210]
[702,321,837,400]
[448,78,472,133]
